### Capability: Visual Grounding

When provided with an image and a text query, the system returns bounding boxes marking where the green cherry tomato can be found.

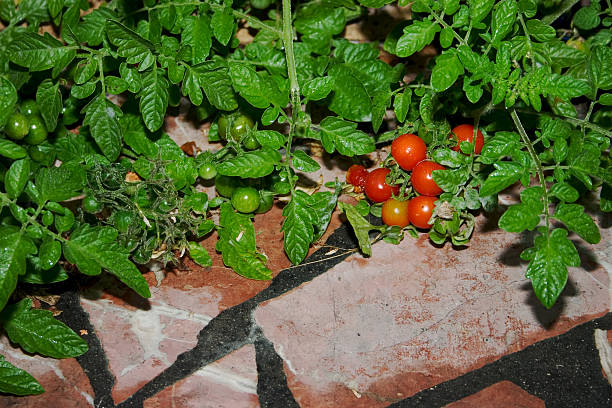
[113,211,136,234]
[5,112,29,140]
[28,142,56,166]
[251,0,274,9]
[242,133,260,150]
[231,186,260,213]
[82,196,103,213]
[218,113,254,142]
[198,163,217,180]
[24,115,48,145]
[194,99,216,122]
[255,190,274,214]
[215,174,244,198]
[20,99,39,117]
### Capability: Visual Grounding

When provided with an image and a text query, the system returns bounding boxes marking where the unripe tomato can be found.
[411,160,444,196]
[23,115,48,145]
[198,163,217,180]
[381,198,410,227]
[5,112,29,140]
[82,196,103,214]
[231,186,260,213]
[364,168,399,203]
[407,195,437,229]
[20,100,39,117]
[391,133,427,171]
[218,113,254,142]
[215,174,244,198]
[255,190,274,213]
[450,124,484,154]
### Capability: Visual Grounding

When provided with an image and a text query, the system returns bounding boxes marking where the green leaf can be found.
[319,116,375,157]
[36,239,61,271]
[281,191,316,264]
[0,355,43,395]
[63,224,151,297]
[106,20,155,69]
[545,73,590,100]
[228,61,287,109]
[432,168,469,194]
[599,93,612,106]
[8,32,76,71]
[525,19,555,42]
[553,203,600,244]
[105,76,129,95]
[216,203,272,280]
[0,77,17,130]
[573,6,601,30]
[216,148,281,178]
[518,0,536,17]
[549,182,579,202]
[439,26,454,48]
[395,20,440,58]
[337,201,381,256]
[35,79,62,131]
[499,187,544,233]
[0,228,36,310]
[255,130,286,150]
[393,89,412,123]
[294,4,345,37]
[211,9,234,46]
[0,139,27,160]
[328,65,372,122]
[468,0,495,23]
[188,241,212,267]
[47,0,63,18]
[480,161,523,196]
[479,131,521,164]
[292,150,321,172]
[0,298,88,358]
[140,68,169,132]
[182,14,212,64]
[588,46,612,91]
[82,95,123,161]
[5,159,30,200]
[35,162,85,202]
[302,76,333,100]
[192,60,239,111]
[491,0,517,45]
[431,52,464,92]
[371,91,391,133]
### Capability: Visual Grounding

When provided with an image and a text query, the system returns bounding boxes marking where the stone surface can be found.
[254,212,611,407]
[0,336,94,407]
[444,381,545,408]
[144,345,259,408]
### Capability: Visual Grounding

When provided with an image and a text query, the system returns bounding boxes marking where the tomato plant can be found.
[391,134,427,171]
[365,168,400,203]
[408,196,438,230]
[411,161,445,197]
[382,198,410,227]
[0,0,610,395]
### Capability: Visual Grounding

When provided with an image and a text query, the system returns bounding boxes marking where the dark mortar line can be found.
[389,312,612,407]
[253,326,300,408]
[55,287,116,408]
[116,224,360,407]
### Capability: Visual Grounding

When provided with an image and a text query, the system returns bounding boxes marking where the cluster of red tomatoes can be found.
[346,124,483,230]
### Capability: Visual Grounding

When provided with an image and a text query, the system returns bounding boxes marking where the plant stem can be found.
[97,55,106,95]
[426,5,465,45]
[281,0,300,193]
[518,13,536,70]
[510,108,550,231]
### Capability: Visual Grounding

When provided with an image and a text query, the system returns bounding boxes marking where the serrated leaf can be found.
[188,242,212,267]
[431,52,463,92]
[588,46,612,91]
[106,20,155,68]
[526,19,555,42]
[216,203,271,279]
[395,20,440,58]
[0,77,17,130]
[211,9,234,46]
[8,32,76,71]
[573,6,601,30]
[549,182,579,202]
[328,65,372,122]
[5,159,30,200]
[553,203,600,244]
[491,0,517,45]
[432,168,469,194]
[140,68,168,132]
[216,148,281,178]
[0,229,36,310]
[292,150,321,172]
[302,76,333,100]
[371,91,391,133]
[281,191,316,264]
[0,298,88,358]
[63,224,151,297]
[193,60,239,111]
[82,95,123,161]
[0,139,27,160]
[480,161,523,196]
[35,162,85,202]
[35,79,62,131]
[0,355,43,395]
[319,116,375,157]
[468,0,495,23]
[182,14,211,64]
[479,131,521,164]
[255,130,286,150]
[338,201,381,256]
[393,89,412,123]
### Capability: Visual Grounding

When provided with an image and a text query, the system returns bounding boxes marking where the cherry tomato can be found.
[231,186,260,213]
[113,211,136,233]
[82,196,103,213]
[218,113,254,142]
[381,198,410,227]
[407,195,437,229]
[24,115,48,145]
[411,160,444,196]
[215,174,244,198]
[242,133,260,150]
[450,124,484,155]
[364,168,399,203]
[255,190,274,213]
[198,163,217,180]
[5,112,29,140]
[391,133,427,171]
[20,100,39,117]
[346,164,369,190]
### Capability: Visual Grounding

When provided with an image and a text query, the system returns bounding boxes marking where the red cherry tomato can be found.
[411,160,444,196]
[364,168,399,203]
[382,198,410,227]
[346,164,369,190]
[450,124,484,154]
[408,195,437,229]
[391,133,427,171]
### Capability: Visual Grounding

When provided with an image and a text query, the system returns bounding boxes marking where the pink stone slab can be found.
[254,214,611,407]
